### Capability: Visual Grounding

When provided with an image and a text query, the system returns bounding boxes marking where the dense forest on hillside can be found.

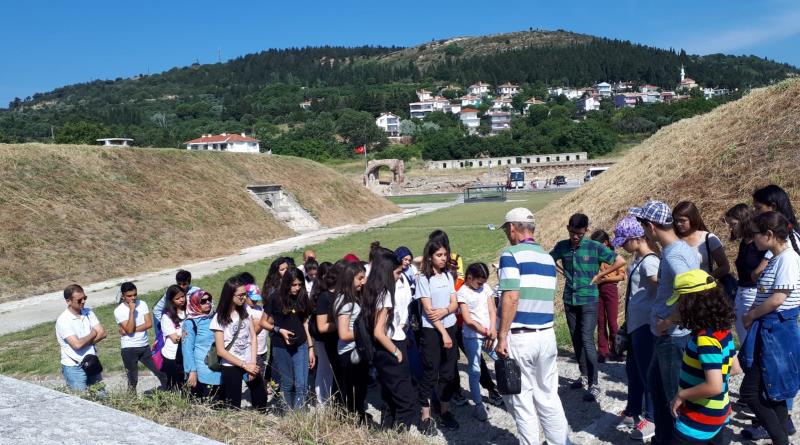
[0,31,795,160]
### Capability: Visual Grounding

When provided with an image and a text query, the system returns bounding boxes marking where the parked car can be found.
[553,175,567,187]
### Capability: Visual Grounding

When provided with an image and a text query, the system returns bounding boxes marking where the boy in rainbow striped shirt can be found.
[668,269,741,444]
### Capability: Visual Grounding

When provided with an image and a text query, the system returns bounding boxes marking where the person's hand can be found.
[442,332,453,349]
[671,393,685,418]
[495,335,509,358]
[279,329,295,345]
[242,361,259,375]
[187,371,198,388]
[590,274,602,285]
[655,317,672,336]
[127,300,136,311]
[742,311,754,330]
[308,349,316,369]
[489,328,498,341]
[394,349,404,364]
[482,337,494,351]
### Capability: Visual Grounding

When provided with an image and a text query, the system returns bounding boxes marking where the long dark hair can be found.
[334,261,366,316]
[163,284,186,327]
[309,261,333,307]
[673,201,709,235]
[725,204,753,241]
[677,285,734,332]
[753,184,799,229]
[262,256,293,297]
[217,275,247,325]
[276,267,311,316]
[750,211,800,254]
[363,247,401,333]
[421,238,450,278]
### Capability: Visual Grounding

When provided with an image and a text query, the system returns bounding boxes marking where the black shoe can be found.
[789,417,797,435]
[419,417,436,436]
[439,411,460,429]
[598,355,607,363]
[583,385,601,402]
[450,392,468,406]
[570,377,585,390]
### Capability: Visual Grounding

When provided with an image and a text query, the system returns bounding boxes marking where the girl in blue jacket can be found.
[182,288,222,401]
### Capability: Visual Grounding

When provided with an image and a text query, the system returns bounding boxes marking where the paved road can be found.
[0,202,457,336]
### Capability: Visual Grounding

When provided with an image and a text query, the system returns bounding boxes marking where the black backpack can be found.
[353,312,375,365]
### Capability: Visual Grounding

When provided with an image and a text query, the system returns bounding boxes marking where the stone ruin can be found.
[364,159,405,195]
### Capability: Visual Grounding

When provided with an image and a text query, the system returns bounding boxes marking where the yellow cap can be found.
[666,269,717,306]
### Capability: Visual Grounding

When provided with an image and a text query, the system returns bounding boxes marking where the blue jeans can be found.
[648,334,689,445]
[463,335,485,406]
[272,343,309,410]
[62,365,102,392]
[625,325,655,421]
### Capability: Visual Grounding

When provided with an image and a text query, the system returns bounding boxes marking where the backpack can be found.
[352,312,375,365]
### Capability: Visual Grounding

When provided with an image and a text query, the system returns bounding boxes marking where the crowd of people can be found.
[54,184,800,445]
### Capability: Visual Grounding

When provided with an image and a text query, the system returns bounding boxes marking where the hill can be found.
[0,144,398,301]
[533,79,800,280]
[1,29,796,152]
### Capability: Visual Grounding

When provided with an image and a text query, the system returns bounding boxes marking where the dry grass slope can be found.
[534,79,800,296]
[0,144,397,300]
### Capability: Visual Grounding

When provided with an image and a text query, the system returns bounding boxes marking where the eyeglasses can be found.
[233,293,247,299]
[73,298,87,303]
[200,297,212,304]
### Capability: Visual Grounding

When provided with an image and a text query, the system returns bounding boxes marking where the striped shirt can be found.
[754,248,800,311]
[550,238,616,305]
[675,329,735,441]
[499,241,558,329]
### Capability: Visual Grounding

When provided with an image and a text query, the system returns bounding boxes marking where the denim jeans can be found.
[62,365,102,392]
[648,333,689,445]
[565,303,599,385]
[272,343,309,410]
[463,335,485,406]
[625,325,655,421]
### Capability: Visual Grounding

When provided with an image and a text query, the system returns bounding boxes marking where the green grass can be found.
[385,193,459,204]
[0,190,568,377]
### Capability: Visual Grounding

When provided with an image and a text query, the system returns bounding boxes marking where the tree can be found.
[335,108,387,147]
[55,121,109,145]
[444,44,465,57]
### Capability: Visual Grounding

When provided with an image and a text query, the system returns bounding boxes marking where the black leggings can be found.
[120,346,167,391]
[220,365,268,410]
[741,362,790,445]
[374,340,418,428]
[190,382,223,404]
[418,326,458,407]
[337,351,369,418]
[161,357,185,390]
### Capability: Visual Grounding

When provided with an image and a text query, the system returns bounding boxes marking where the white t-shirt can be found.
[160,313,184,360]
[114,300,150,348]
[689,231,723,274]
[457,284,493,339]
[247,306,268,355]
[209,311,253,366]
[626,254,660,334]
[56,308,100,366]
[754,248,800,312]
[378,279,412,342]
[335,295,360,355]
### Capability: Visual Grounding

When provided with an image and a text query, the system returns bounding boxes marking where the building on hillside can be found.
[416,89,433,101]
[409,101,434,119]
[639,84,660,93]
[660,91,676,102]
[468,82,491,97]
[577,96,601,112]
[640,92,663,104]
[97,138,134,147]
[484,112,511,135]
[449,102,462,114]
[460,94,482,107]
[496,83,520,96]
[491,97,514,112]
[524,98,546,114]
[184,133,260,153]
[614,93,639,109]
[595,82,612,97]
[426,151,589,170]
[612,81,634,93]
[376,112,401,137]
[678,65,698,90]
[548,87,582,100]
[703,87,730,99]
[460,108,481,134]
[299,100,312,110]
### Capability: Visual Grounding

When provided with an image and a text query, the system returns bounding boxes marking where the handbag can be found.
[150,335,165,371]
[205,318,244,372]
[495,357,521,395]
[614,253,656,356]
[78,354,103,376]
[706,233,737,302]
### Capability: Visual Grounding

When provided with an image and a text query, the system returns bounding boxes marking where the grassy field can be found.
[0,190,568,377]
[386,193,460,204]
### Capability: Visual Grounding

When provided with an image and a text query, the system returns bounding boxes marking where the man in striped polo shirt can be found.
[495,207,570,445]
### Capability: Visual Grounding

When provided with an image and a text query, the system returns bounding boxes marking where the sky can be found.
[2,0,800,107]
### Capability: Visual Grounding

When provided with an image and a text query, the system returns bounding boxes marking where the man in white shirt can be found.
[55,284,107,392]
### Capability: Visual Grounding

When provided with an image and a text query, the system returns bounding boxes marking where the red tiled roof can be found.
[461,107,480,113]
[185,133,259,144]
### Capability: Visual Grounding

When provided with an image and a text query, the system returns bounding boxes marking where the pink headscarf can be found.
[186,288,213,319]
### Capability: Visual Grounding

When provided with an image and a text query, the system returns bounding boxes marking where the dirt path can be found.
[0,202,456,336]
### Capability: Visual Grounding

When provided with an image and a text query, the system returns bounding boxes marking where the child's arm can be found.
[459,302,485,335]
[420,297,453,348]
[671,369,723,418]
[743,290,789,329]
[487,291,497,339]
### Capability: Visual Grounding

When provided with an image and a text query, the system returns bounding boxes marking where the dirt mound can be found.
[534,79,800,288]
[0,144,397,300]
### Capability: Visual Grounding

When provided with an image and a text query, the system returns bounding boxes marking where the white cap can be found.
[501,207,535,227]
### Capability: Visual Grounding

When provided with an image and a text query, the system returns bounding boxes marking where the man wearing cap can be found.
[629,200,699,445]
[549,213,626,402]
[495,208,570,445]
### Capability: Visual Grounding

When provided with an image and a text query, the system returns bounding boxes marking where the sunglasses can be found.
[73,298,87,303]
[200,297,212,304]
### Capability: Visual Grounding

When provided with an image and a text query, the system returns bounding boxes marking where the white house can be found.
[595,82,612,97]
[496,83,520,96]
[577,96,601,112]
[524,98,546,114]
[468,82,491,97]
[299,100,312,110]
[460,108,481,134]
[548,87,582,100]
[97,138,134,147]
[641,92,663,104]
[416,89,433,101]
[460,94,482,107]
[375,112,401,137]
[491,97,514,112]
[448,102,462,114]
[409,101,434,119]
[703,87,730,99]
[639,84,659,93]
[185,133,260,153]
[484,112,511,135]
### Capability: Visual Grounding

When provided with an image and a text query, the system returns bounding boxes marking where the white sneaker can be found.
[615,411,635,431]
[630,419,655,441]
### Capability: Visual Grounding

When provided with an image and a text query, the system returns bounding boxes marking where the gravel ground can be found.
[30,354,800,445]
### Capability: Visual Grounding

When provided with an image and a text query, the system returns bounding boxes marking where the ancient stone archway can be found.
[364,159,405,186]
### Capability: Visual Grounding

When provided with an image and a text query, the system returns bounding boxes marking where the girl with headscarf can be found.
[182,287,223,402]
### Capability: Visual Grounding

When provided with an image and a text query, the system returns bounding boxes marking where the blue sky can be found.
[2,0,799,107]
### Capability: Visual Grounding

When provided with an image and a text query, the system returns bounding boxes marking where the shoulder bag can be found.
[205,318,244,372]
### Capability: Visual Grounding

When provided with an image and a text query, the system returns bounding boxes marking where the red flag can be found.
[354,145,365,154]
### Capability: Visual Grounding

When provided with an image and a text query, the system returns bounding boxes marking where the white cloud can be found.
[684,6,800,54]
